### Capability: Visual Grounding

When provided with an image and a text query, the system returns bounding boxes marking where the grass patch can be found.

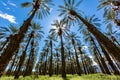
[0,74,120,80]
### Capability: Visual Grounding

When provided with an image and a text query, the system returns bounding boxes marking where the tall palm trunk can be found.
[24,37,35,76]
[78,47,87,74]
[60,35,66,78]
[68,51,74,75]
[6,50,18,76]
[56,52,59,75]
[0,37,10,52]
[70,10,120,62]
[111,36,120,46]
[90,36,111,74]
[23,52,31,77]
[81,55,88,74]
[49,40,53,76]
[93,48,106,73]
[98,40,120,75]
[73,44,82,76]
[14,33,32,79]
[0,3,39,76]
[43,53,46,75]
[84,59,91,74]
[39,58,43,75]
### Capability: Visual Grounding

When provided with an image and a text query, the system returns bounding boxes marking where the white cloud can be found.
[0,11,16,23]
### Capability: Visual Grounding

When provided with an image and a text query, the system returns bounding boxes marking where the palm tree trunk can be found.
[84,60,91,74]
[56,52,59,75]
[90,36,111,75]
[81,55,88,74]
[73,45,82,76]
[0,37,9,52]
[6,50,18,76]
[23,49,34,77]
[69,51,74,75]
[78,47,87,74]
[60,35,66,78]
[14,33,32,79]
[72,11,120,62]
[0,5,38,76]
[49,40,53,77]
[14,51,26,79]
[94,49,106,73]
[98,40,120,75]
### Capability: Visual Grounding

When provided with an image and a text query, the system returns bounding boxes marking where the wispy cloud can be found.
[0,1,7,6]
[8,0,16,7]
[0,11,16,23]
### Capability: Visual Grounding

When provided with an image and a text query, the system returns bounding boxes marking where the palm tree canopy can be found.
[30,21,44,40]
[49,19,70,39]
[21,0,54,19]
[58,0,83,26]
[0,24,19,39]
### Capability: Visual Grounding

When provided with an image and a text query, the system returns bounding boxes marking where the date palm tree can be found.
[47,34,56,77]
[58,0,120,63]
[98,0,120,26]
[66,32,82,75]
[0,24,18,52]
[0,0,53,76]
[54,46,60,75]
[14,32,33,79]
[49,19,69,78]
[65,43,74,75]
[23,22,44,77]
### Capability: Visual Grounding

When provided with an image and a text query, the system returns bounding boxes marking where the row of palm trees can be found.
[0,0,120,79]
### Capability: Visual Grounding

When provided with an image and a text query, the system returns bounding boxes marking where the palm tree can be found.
[38,52,45,75]
[23,22,44,77]
[105,28,120,46]
[14,32,33,79]
[0,0,52,76]
[66,32,82,75]
[65,43,74,75]
[54,46,60,75]
[98,0,120,26]
[49,19,69,78]
[58,0,120,63]
[0,24,18,52]
[47,34,56,77]
[78,15,111,74]
[77,42,88,74]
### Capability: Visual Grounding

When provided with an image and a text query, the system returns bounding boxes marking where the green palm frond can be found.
[58,0,83,27]
[22,0,54,19]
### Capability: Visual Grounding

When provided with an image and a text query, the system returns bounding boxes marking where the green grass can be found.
[0,74,120,80]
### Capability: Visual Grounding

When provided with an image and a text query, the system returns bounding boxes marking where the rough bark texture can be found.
[49,40,53,77]
[60,35,66,78]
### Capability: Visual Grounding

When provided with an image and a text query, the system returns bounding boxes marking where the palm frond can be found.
[21,2,32,8]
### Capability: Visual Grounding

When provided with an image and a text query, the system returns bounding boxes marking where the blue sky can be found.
[0,0,104,53]
[0,0,102,28]
[0,0,106,68]
[1,0,120,71]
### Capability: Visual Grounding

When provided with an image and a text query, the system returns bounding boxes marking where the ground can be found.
[0,74,120,80]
